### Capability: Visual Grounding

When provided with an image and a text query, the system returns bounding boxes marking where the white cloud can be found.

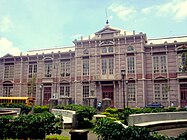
[0,16,13,32]
[142,0,187,21]
[108,3,136,21]
[0,37,21,57]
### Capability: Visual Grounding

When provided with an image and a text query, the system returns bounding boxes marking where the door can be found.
[43,87,51,105]
[102,86,114,107]
[180,84,187,107]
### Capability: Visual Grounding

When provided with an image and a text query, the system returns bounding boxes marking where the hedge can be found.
[0,112,62,139]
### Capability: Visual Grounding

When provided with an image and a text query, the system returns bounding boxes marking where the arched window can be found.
[108,46,113,53]
[127,46,134,51]
[43,57,53,77]
[83,49,89,55]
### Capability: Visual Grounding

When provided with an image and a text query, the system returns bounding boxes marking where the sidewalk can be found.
[61,129,97,140]
[62,127,187,139]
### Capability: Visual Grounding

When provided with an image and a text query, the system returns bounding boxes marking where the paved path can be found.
[156,127,187,137]
[61,127,187,140]
[61,129,97,140]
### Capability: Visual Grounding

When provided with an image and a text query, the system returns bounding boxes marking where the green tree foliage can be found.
[93,118,178,140]
[34,105,49,113]
[0,103,31,114]
[28,74,36,97]
[0,112,62,139]
[56,104,97,128]
[46,135,69,140]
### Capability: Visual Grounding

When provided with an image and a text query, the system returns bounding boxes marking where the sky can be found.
[0,0,187,57]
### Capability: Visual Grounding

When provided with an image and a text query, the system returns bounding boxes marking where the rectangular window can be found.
[102,58,114,75]
[109,58,114,74]
[83,58,89,75]
[3,86,13,97]
[160,56,167,73]
[4,64,14,79]
[127,83,136,101]
[162,83,168,100]
[127,57,135,73]
[61,61,70,77]
[154,83,168,102]
[28,63,37,78]
[153,55,167,73]
[153,56,159,73]
[154,84,161,101]
[178,53,187,72]
[102,59,107,75]
[83,85,89,98]
[60,84,70,97]
[45,62,52,77]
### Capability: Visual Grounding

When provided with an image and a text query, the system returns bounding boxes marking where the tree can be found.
[28,74,36,97]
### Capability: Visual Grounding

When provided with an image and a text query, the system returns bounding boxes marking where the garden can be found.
[1,103,187,139]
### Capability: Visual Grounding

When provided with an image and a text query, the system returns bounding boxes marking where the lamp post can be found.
[126,80,128,108]
[121,69,125,109]
[39,84,43,106]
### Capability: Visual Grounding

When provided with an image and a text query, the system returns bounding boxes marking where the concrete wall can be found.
[128,112,187,126]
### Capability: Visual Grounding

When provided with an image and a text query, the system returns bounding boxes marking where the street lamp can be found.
[121,69,125,109]
[126,80,128,107]
[39,84,43,106]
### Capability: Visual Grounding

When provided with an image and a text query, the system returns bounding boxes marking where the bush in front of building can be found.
[177,130,187,139]
[0,103,32,114]
[34,105,49,113]
[93,117,168,140]
[101,107,186,126]
[93,117,126,140]
[45,135,69,140]
[56,104,97,128]
[0,112,62,139]
[93,118,177,140]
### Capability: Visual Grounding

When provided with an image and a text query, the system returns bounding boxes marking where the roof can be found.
[22,47,75,56]
[74,24,135,41]
[147,35,187,45]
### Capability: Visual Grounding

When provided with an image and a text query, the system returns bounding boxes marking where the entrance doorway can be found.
[180,84,187,107]
[43,87,51,105]
[102,86,114,107]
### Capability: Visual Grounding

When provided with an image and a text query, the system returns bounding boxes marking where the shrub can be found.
[105,108,119,114]
[93,118,126,140]
[0,112,62,139]
[163,107,177,112]
[55,104,65,109]
[151,132,175,140]
[177,130,187,140]
[0,103,32,114]
[117,108,133,125]
[63,104,97,128]
[0,115,14,139]
[123,126,152,140]
[34,105,49,113]
[46,135,69,140]
[93,118,157,140]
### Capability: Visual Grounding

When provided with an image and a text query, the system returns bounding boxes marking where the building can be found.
[0,23,187,108]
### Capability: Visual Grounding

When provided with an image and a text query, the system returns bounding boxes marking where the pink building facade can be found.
[0,24,187,108]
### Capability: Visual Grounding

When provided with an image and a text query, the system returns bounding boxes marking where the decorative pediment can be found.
[3,53,13,58]
[154,76,167,80]
[99,40,115,46]
[176,45,187,51]
[95,26,120,35]
[3,81,13,84]
[60,80,69,84]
